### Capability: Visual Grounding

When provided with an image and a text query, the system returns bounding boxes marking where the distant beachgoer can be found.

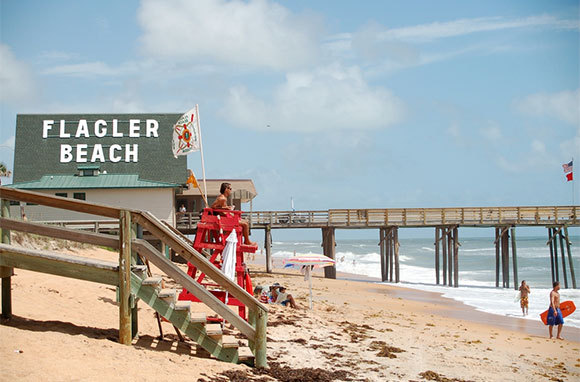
[269,283,298,309]
[210,182,257,246]
[253,285,269,304]
[519,280,530,316]
[547,281,564,340]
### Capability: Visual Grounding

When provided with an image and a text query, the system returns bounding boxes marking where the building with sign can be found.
[7,114,187,225]
[7,114,259,227]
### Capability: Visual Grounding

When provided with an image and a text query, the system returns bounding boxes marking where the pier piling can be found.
[563,226,577,289]
[511,227,518,290]
[558,229,568,288]
[321,227,336,279]
[265,225,272,273]
[435,228,440,285]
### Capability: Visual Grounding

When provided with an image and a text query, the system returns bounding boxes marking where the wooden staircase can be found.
[0,187,268,367]
[131,270,254,365]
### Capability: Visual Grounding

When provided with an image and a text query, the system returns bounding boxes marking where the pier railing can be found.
[241,206,578,228]
[175,206,578,229]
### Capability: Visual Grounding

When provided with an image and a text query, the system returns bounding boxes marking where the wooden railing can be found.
[244,206,578,228]
[0,187,268,367]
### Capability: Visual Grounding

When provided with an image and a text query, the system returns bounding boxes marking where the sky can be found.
[0,0,579,240]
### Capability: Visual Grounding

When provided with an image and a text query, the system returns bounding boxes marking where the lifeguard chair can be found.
[178,208,257,320]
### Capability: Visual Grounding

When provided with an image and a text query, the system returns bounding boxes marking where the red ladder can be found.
[178,208,257,320]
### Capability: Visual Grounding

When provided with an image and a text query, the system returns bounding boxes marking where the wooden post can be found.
[131,222,139,338]
[118,210,132,345]
[254,308,268,368]
[553,228,560,283]
[265,225,272,273]
[453,226,459,288]
[379,228,387,282]
[563,226,577,289]
[501,228,509,288]
[394,227,400,283]
[558,229,568,288]
[322,228,336,279]
[1,199,13,319]
[442,228,447,286]
[447,228,453,286]
[511,227,518,291]
[435,227,440,285]
[495,227,500,288]
[548,228,555,285]
[388,228,393,282]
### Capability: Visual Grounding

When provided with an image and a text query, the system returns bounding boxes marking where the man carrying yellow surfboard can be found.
[547,281,564,340]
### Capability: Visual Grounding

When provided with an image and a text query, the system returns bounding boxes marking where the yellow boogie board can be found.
[540,301,576,325]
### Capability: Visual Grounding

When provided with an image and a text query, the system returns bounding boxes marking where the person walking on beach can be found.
[547,281,564,340]
[211,182,257,246]
[519,280,530,316]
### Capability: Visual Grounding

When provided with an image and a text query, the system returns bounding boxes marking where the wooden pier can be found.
[177,205,579,289]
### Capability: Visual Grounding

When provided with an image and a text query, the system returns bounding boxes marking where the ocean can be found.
[267,236,580,329]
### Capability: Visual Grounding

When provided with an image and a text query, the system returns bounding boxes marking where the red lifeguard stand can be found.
[178,208,257,320]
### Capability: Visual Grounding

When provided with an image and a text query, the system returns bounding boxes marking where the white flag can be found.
[172,107,201,158]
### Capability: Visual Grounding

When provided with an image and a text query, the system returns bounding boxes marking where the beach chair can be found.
[178,207,257,321]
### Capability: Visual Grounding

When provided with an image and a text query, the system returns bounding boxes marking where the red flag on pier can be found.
[566,172,573,182]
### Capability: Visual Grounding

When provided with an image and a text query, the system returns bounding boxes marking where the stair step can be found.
[237,347,255,362]
[131,265,148,273]
[221,335,239,349]
[205,323,222,336]
[189,312,207,323]
[141,276,163,287]
[174,300,191,311]
[158,289,176,304]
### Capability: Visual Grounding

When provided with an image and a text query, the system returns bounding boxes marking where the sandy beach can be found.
[1,236,579,382]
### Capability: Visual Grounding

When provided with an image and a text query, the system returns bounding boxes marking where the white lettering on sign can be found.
[109,144,122,163]
[60,144,73,162]
[146,119,159,137]
[76,120,90,138]
[45,118,160,164]
[58,144,140,163]
[91,144,105,162]
[43,120,54,138]
[129,119,140,138]
[112,120,123,137]
[60,120,70,138]
[94,120,107,137]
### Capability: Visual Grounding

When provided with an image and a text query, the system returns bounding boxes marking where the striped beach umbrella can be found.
[285,254,335,309]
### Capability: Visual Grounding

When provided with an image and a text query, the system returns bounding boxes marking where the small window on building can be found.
[55,192,67,198]
[9,200,19,206]
[73,192,86,200]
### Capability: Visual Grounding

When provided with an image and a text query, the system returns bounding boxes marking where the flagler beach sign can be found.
[42,118,160,163]
[13,114,186,184]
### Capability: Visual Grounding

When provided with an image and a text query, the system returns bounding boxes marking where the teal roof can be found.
[7,174,179,190]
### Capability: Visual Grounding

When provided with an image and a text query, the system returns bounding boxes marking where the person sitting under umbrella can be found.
[270,284,298,309]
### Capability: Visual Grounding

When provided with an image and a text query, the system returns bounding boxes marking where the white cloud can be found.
[137,0,321,70]
[480,121,502,142]
[496,139,557,173]
[560,126,580,160]
[0,44,36,103]
[375,15,578,43]
[222,64,406,131]
[41,61,124,77]
[514,89,580,126]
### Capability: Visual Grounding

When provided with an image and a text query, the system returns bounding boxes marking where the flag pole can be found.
[573,157,575,206]
[196,104,209,207]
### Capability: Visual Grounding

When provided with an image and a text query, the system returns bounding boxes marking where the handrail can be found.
[0,186,267,338]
